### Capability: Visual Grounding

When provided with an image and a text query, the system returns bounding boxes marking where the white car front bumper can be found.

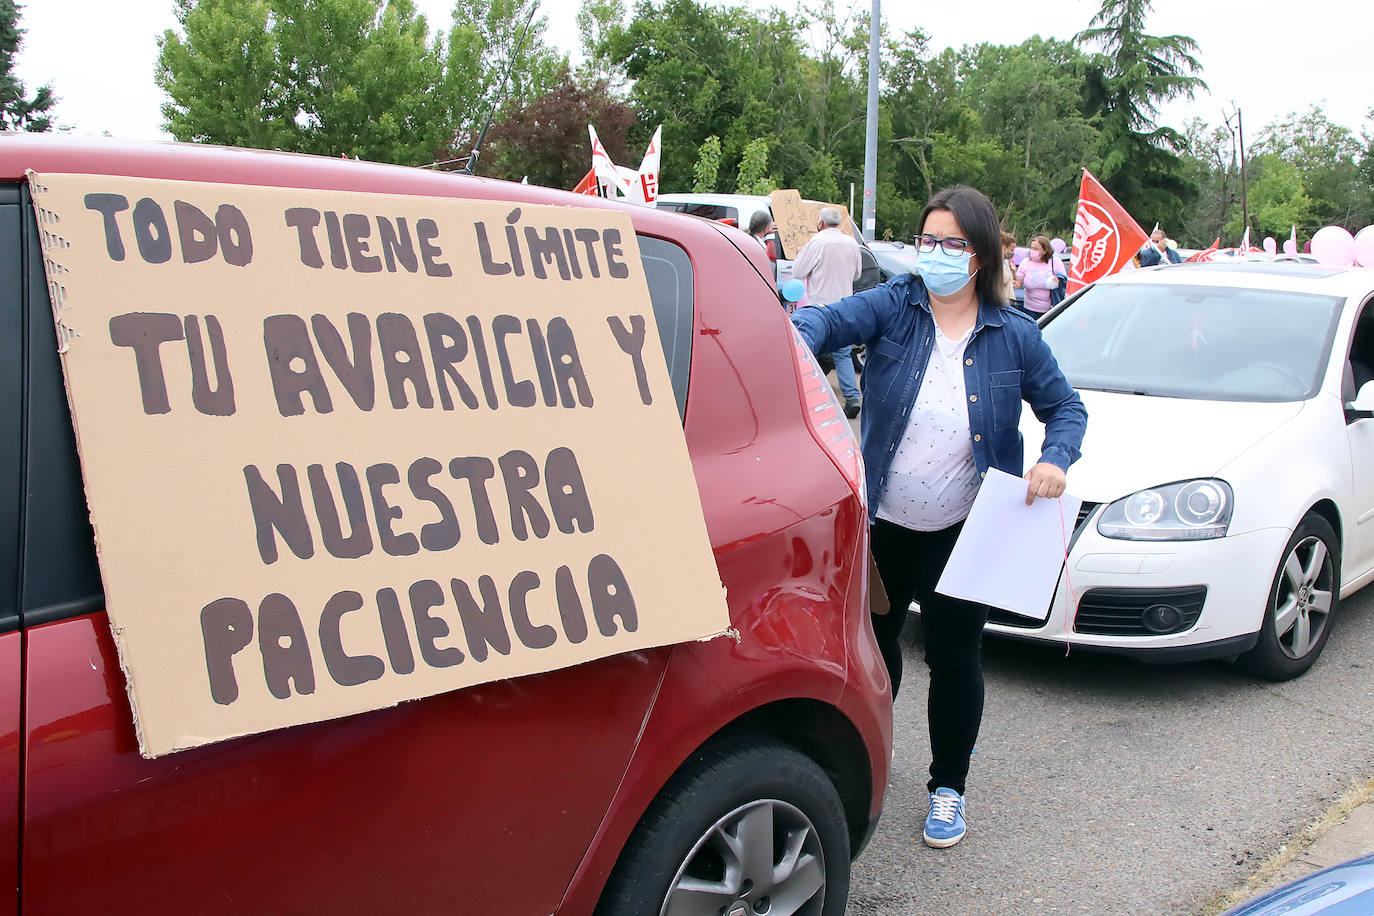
[982,517,1293,660]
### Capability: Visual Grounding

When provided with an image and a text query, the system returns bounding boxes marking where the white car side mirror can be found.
[1348,380,1374,416]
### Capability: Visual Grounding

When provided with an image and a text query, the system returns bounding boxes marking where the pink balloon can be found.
[1012,246,1029,266]
[1355,226,1374,268]
[1050,237,1066,253]
[1311,226,1357,266]
[1282,238,1298,255]
[1263,236,1277,255]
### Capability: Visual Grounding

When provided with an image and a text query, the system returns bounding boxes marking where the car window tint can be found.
[1348,296,1374,398]
[1042,282,1342,402]
[0,188,24,631]
[682,204,732,222]
[638,236,693,419]
[19,186,103,626]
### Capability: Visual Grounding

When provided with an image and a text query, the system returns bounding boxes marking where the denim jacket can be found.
[791,273,1087,522]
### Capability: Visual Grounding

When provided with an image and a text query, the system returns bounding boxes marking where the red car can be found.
[0,136,890,915]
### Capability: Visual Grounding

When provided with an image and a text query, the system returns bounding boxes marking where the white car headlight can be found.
[1097,480,1233,541]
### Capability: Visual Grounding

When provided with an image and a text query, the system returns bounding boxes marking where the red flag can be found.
[1067,169,1150,294]
[1185,238,1221,263]
[571,168,598,196]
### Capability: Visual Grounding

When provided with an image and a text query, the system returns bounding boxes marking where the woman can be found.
[1014,234,1060,318]
[790,186,1086,850]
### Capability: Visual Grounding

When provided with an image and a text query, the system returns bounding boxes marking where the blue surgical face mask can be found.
[914,248,977,297]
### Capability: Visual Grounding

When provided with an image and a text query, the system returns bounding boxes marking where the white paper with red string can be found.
[935,468,1082,621]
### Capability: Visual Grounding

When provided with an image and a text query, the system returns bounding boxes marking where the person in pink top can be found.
[1014,234,1061,318]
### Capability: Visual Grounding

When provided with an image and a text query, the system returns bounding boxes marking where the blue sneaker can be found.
[923,788,967,848]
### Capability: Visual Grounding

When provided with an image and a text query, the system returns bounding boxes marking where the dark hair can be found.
[747,210,772,237]
[1029,234,1053,260]
[919,186,1007,306]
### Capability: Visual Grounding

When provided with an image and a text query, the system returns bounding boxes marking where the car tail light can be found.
[789,325,866,508]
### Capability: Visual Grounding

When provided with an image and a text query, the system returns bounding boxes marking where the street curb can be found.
[1201,776,1374,914]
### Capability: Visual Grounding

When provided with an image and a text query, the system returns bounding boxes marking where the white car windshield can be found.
[1042,283,1343,402]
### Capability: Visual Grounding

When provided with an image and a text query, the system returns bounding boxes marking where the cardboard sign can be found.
[769,189,856,259]
[29,172,731,758]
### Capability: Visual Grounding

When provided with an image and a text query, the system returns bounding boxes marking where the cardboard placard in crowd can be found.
[769,189,857,258]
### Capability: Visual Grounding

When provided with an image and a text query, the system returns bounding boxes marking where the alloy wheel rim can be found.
[660,798,826,916]
[1273,535,1334,660]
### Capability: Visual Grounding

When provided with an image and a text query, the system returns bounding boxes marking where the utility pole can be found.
[1237,106,1249,238]
[861,0,879,242]
[1223,103,1250,242]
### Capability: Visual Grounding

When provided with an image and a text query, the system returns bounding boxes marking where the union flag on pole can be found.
[1185,238,1221,263]
[1067,169,1149,294]
[571,168,599,196]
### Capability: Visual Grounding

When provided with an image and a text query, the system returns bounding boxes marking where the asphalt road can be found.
[847,582,1374,915]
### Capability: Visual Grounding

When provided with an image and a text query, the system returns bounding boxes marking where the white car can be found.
[1010,260,1374,679]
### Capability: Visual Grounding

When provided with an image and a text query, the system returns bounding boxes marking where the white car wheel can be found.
[1239,513,1339,680]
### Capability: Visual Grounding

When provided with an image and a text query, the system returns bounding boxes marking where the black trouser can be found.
[870,517,988,796]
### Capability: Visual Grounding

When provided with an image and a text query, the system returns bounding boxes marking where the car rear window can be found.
[17,184,104,626]
[639,236,693,418]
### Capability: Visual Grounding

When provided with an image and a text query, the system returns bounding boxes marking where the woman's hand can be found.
[1024,462,1066,505]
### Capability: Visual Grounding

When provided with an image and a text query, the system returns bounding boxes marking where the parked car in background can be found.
[0,136,891,915]
[1010,261,1374,679]
[869,239,917,283]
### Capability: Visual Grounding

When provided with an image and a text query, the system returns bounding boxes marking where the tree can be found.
[0,0,55,131]
[735,138,776,194]
[692,134,721,192]
[1254,106,1368,229]
[480,65,637,190]
[445,0,564,153]
[1177,116,1238,244]
[604,0,811,192]
[576,0,626,85]
[1226,156,1314,239]
[157,0,564,165]
[1076,0,1205,222]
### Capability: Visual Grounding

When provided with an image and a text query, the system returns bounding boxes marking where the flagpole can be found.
[1237,106,1249,240]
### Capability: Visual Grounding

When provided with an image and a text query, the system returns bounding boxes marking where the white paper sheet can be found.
[934,468,1082,620]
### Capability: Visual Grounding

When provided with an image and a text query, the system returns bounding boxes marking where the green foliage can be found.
[735,138,777,194]
[0,0,54,130]
[1225,156,1313,239]
[605,0,812,194]
[576,0,625,84]
[1253,107,1370,228]
[157,0,564,166]
[481,65,637,189]
[144,0,1374,248]
[692,134,721,192]
[1076,0,1205,221]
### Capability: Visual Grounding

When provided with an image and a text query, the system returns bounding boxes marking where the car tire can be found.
[1238,513,1340,681]
[595,737,850,916]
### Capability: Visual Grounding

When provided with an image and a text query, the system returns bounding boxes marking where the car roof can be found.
[1092,260,1374,299]
[0,133,738,253]
[655,192,772,210]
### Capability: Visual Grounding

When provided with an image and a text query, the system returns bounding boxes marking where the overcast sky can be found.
[14,0,1372,146]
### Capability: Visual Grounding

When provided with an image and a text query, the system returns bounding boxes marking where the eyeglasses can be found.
[915,234,973,256]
